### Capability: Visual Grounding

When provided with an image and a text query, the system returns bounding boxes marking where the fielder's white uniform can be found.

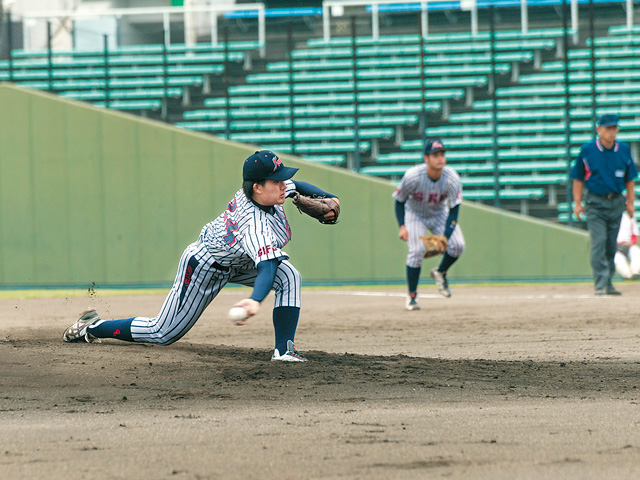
[393,165,465,268]
[130,180,300,345]
[615,211,640,280]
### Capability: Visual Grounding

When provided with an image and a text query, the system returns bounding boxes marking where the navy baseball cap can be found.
[424,139,447,155]
[242,150,298,182]
[597,114,619,127]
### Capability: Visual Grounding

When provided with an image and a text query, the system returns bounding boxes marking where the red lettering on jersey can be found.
[424,193,448,204]
[184,265,193,286]
[227,198,237,212]
[412,192,424,202]
[257,245,274,257]
[427,193,439,203]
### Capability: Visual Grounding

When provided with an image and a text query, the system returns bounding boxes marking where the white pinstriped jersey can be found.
[392,165,463,218]
[199,180,297,269]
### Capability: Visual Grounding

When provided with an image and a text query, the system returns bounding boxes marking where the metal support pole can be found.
[352,16,361,172]
[224,25,231,140]
[563,0,573,226]
[589,0,596,137]
[163,12,170,48]
[489,6,499,208]
[571,0,578,44]
[470,1,478,36]
[323,4,330,42]
[627,0,633,30]
[103,34,110,109]
[7,11,14,82]
[210,10,218,46]
[419,11,427,147]
[421,2,428,38]
[521,0,528,34]
[162,40,168,120]
[47,21,53,92]
[288,20,295,156]
[372,4,379,40]
[258,7,266,58]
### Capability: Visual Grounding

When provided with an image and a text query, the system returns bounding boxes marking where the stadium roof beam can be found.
[323,0,593,44]
[322,0,478,41]
[20,3,267,57]
[323,0,479,41]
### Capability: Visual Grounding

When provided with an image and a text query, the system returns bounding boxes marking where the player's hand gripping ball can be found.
[291,193,340,224]
[420,234,448,258]
[228,306,248,325]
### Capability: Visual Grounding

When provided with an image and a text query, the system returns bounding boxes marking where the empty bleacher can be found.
[3,3,638,223]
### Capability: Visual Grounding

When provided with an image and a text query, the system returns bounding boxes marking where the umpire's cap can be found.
[597,114,619,127]
[243,150,298,182]
[424,139,447,155]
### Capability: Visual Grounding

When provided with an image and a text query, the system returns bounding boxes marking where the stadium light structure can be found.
[19,3,266,57]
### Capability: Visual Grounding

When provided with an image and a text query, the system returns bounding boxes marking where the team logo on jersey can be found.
[227,198,237,212]
[223,214,239,246]
[272,155,283,171]
[413,192,424,201]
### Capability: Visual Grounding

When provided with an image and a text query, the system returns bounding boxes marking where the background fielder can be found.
[393,139,465,309]
[615,211,640,280]
[63,150,339,362]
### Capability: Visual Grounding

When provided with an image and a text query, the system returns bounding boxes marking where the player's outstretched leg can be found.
[63,308,136,343]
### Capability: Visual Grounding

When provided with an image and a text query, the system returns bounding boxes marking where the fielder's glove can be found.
[291,193,340,225]
[420,234,448,258]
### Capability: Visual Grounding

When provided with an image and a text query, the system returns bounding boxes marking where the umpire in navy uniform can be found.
[571,114,638,295]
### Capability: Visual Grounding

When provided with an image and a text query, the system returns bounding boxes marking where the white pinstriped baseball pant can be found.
[130,241,301,345]
[405,209,465,268]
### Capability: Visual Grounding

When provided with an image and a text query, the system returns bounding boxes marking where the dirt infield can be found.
[2,283,640,479]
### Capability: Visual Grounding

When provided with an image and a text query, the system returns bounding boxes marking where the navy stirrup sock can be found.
[438,253,458,273]
[87,318,135,342]
[406,266,421,294]
[273,307,300,354]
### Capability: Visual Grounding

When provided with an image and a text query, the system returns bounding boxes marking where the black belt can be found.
[590,191,620,200]
[213,261,230,272]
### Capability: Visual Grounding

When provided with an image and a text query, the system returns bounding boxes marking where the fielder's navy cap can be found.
[597,114,619,127]
[242,150,298,182]
[424,139,446,155]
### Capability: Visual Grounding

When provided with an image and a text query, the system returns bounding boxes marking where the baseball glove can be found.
[291,193,340,224]
[420,234,448,258]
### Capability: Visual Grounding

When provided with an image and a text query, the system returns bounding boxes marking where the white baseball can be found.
[228,306,248,323]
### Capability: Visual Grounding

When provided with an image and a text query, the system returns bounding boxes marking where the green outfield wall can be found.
[0,83,591,288]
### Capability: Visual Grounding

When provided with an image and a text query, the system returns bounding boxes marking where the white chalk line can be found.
[302,290,605,300]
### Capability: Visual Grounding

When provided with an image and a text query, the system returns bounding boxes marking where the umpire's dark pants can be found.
[584,190,625,291]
